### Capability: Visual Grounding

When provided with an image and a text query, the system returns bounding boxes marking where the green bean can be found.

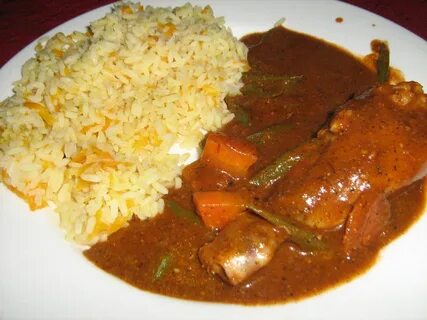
[233,105,251,126]
[241,82,283,97]
[377,42,389,84]
[227,100,251,126]
[248,56,268,72]
[242,73,303,83]
[246,123,292,145]
[165,199,201,225]
[247,204,327,251]
[153,254,172,281]
[249,149,301,187]
[241,74,303,98]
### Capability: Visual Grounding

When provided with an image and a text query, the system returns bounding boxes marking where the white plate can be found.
[1,1,426,319]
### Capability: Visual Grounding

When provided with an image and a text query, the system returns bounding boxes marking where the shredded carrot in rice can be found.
[121,5,133,14]
[52,49,64,58]
[89,209,128,239]
[71,151,87,164]
[158,22,176,38]
[2,177,46,211]
[24,101,54,126]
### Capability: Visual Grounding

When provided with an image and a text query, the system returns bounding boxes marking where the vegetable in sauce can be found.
[241,73,303,97]
[165,199,201,225]
[193,191,246,229]
[201,133,258,178]
[246,123,292,145]
[247,204,327,251]
[228,101,251,126]
[377,42,390,83]
[249,148,302,187]
[153,254,172,281]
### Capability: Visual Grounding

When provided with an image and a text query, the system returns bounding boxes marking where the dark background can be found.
[0,0,426,67]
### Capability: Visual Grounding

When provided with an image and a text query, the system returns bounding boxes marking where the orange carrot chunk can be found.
[193,191,246,229]
[200,133,258,178]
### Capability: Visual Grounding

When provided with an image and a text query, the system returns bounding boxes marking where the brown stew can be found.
[85,26,426,304]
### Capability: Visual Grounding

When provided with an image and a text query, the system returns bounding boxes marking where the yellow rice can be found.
[0,2,248,243]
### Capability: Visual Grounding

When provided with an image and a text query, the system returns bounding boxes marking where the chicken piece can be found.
[271,82,427,253]
[199,214,286,285]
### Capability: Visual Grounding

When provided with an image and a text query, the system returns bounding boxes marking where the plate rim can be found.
[1,1,426,319]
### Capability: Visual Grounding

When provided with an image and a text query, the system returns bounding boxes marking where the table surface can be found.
[0,0,426,67]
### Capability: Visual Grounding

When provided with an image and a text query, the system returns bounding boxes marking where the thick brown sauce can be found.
[85,27,426,304]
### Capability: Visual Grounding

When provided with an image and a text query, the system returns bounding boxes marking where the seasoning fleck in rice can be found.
[0,2,248,243]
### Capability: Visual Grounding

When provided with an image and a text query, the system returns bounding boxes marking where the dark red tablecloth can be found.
[0,0,425,68]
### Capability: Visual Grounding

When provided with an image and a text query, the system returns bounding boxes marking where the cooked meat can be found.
[199,214,286,285]
[271,82,427,252]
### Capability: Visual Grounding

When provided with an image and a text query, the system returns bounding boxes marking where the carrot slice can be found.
[193,191,246,229]
[200,133,258,178]
[24,101,54,126]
